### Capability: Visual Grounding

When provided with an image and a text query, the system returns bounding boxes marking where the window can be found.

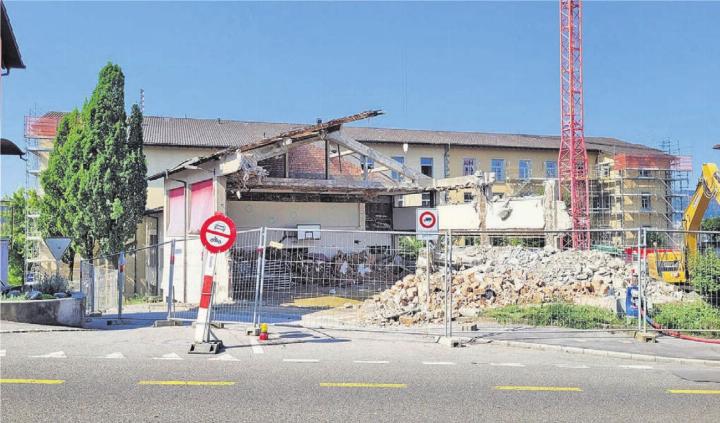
[491,159,505,182]
[420,157,433,177]
[641,192,652,211]
[463,158,476,176]
[600,164,611,178]
[519,160,532,180]
[463,192,474,203]
[390,156,404,180]
[422,192,433,207]
[544,161,557,178]
[639,169,651,178]
[393,195,404,208]
[361,157,375,171]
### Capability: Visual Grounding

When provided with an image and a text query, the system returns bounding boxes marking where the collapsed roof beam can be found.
[325,130,430,183]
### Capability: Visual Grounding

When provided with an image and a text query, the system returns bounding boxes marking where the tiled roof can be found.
[142,115,662,155]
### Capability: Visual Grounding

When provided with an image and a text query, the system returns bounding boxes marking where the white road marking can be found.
[209,353,240,362]
[574,339,588,343]
[31,351,66,359]
[490,362,526,367]
[153,353,182,361]
[250,338,264,354]
[619,365,653,370]
[353,360,390,364]
[283,358,319,363]
[554,363,589,369]
[102,352,125,359]
[620,340,633,344]
[422,361,456,366]
[0,350,5,357]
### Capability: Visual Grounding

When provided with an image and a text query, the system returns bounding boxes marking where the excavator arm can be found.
[683,163,720,254]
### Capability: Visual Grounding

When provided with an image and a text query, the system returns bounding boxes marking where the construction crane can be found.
[558,0,591,249]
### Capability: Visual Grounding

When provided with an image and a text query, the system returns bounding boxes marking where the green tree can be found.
[40,63,146,263]
[701,217,720,232]
[0,189,40,285]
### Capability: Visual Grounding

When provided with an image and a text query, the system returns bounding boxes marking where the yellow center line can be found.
[138,380,235,386]
[0,379,65,385]
[320,382,407,389]
[668,389,720,395]
[495,386,583,392]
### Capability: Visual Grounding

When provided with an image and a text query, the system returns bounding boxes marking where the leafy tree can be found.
[0,189,40,285]
[701,217,720,232]
[40,63,146,263]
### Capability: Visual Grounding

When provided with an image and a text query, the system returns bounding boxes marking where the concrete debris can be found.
[360,245,685,326]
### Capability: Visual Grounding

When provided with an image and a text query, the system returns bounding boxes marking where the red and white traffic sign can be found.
[191,212,237,353]
[199,212,237,254]
[416,208,439,241]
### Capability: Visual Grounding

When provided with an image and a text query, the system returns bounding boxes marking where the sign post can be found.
[416,208,439,241]
[189,212,236,354]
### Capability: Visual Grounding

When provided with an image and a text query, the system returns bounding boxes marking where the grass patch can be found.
[652,301,720,338]
[484,303,626,330]
[124,294,162,305]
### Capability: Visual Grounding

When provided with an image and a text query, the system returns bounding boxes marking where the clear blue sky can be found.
[2,1,719,196]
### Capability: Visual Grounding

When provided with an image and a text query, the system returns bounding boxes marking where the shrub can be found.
[399,236,425,259]
[36,273,69,295]
[689,250,720,299]
[652,301,720,338]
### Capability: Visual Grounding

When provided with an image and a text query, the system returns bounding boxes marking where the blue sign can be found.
[625,286,640,318]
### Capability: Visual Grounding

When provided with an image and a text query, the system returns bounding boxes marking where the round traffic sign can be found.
[418,210,437,229]
[199,212,237,254]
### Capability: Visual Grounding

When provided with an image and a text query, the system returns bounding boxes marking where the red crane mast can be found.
[559,0,591,249]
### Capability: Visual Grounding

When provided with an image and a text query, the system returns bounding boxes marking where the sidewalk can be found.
[465,327,720,364]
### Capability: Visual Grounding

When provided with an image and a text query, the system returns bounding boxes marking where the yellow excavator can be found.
[647,162,720,283]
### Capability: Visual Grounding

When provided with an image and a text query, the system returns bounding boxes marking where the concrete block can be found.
[0,298,84,327]
[438,336,462,348]
[634,331,658,343]
[246,327,260,336]
[154,320,184,328]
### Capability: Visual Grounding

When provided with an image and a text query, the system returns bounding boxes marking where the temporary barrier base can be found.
[188,340,223,354]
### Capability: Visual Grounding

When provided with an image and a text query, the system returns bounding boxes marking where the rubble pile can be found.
[361,245,648,326]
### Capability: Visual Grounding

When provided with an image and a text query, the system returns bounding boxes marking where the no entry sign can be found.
[416,208,439,241]
[199,213,237,254]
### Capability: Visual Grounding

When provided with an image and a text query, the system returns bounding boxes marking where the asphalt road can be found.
[1,325,719,422]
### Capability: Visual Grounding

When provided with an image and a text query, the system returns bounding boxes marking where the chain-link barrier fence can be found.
[641,229,720,339]
[79,226,719,340]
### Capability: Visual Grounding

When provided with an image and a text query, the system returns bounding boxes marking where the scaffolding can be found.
[23,114,60,285]
[589,141,691,234]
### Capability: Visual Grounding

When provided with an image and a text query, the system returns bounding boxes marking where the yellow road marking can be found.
[495,386,582,392]
[668,389,720,395]
[320,382,407,389]
[0,379,65,385]
[138,380,235,386]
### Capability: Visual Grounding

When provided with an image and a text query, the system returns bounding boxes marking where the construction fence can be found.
[79,227,720,339]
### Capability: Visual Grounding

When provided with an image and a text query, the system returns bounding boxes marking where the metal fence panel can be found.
[445,229,638,333]
[256,228,446,334]
[641,229,720,338]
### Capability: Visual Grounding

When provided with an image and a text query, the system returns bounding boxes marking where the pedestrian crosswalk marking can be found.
[31,351,66,359]
[102,352,125,359]
[153,353,182,360]
[209,353,240,362]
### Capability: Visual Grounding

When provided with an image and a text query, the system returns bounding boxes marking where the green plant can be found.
[689,250,720,299]
[36,273,69,295]
[484,303,626,330]
[399,236,424,259]
[652,301,720,338]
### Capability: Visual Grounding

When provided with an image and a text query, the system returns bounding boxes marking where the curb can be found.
[0,327,89,334]
[488,339,720,368]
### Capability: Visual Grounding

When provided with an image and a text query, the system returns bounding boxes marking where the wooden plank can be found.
[326,131,430,183]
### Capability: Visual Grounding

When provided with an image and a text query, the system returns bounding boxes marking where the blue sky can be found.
[2,1,719,196]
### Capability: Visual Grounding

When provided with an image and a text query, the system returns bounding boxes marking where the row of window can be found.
[384,157,559,182]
